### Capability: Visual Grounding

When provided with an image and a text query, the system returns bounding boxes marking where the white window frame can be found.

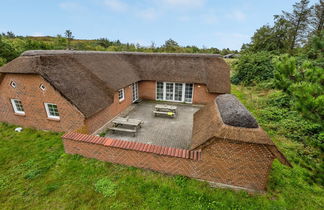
[10,99,25,115]
[40,84,46,91]
[156,82,194,103]
[10,81,16,88]
[131,82,139,102]
[118,88,125,102]
[44,103,60,120]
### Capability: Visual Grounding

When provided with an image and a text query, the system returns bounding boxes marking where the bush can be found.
[274,55,324,123]
[231,51,275,85]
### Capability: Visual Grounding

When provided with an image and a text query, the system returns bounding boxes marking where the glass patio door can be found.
[132,82,139,102]
[156,82,193,103]
[165,82,174,100]
[174,83,183,101]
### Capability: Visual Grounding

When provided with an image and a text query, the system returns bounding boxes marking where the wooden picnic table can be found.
[112,117,143,127]
[110,117,144,136]
[153,104,177,118]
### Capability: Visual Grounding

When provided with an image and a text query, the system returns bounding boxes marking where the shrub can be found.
[231,51,275,85]
[274,55,324,123]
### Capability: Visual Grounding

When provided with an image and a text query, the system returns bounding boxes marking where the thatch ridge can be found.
[216,94,258,128]
[22,50,223,58]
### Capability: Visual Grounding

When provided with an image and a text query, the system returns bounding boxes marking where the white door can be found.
[165,82,174,100]
[132,82,139,102]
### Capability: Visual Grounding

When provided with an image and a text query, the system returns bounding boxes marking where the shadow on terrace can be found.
[101,101,202,149]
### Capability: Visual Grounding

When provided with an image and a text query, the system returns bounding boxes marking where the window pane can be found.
[165,83,174,100]
[14,100,24,112]
[185,84,193,102]
[47,104,59,117]
[156,82,164,100]
[174,83,183,101]
[118,89,124,100]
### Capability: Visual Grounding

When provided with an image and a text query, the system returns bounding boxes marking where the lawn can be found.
[0,85,323,209]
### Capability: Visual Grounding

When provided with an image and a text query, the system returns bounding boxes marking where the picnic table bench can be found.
[109,117,144,136]
[153,104,177,118]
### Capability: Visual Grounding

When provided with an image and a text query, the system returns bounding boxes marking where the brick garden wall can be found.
[0,74,85,132]
[63,132,276,192]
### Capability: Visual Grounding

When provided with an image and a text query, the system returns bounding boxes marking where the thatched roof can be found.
[190,94,291,166]
[0,50,230,118]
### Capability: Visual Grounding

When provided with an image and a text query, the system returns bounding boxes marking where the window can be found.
[118,89,125,102]
[165,83,174,100]
[156,82,193,103]
[185,84,193,103]
[40,84,46,91]
[11,99,25,115]
[174,83,183,101]
[10,81,16,88]
[132,82,139,102]
[44,103,60,119]
[156,82,164,100]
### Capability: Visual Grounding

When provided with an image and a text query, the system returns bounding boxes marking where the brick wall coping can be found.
[62,132,202,161]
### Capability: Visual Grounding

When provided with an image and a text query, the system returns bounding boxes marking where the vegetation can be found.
[1,84,324,209]
[241,0,323,54]
[0,32,238,67]
[231,51,275,86]
[231,0,323,191]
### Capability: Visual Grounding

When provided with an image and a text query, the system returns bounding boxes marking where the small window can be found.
[11,99,25,115]
[118,89,125,102]
[10,81,16,88]
[40,84,46,91]
[44,103,60,119]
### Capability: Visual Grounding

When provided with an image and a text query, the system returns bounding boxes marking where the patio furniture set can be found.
[109,104,177,136]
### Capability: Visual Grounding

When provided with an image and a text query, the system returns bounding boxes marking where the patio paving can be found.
[105,102,201,149]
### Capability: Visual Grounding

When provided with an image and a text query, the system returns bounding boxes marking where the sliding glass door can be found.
[156,82,193,103]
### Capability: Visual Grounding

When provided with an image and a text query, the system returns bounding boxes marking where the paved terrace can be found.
[104,102,201,149]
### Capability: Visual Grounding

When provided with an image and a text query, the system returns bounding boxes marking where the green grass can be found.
[0,86,323,209]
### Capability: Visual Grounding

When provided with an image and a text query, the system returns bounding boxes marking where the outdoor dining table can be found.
[112,117,143,127]
[110,117,144,136]
[153,104,177,118]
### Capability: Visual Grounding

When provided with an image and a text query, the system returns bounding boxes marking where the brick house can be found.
[0,50,290,192]
[0,50,229,133]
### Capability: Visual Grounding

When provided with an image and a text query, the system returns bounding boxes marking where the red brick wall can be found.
[63,133,275,191]
[85,85,133,134]
[0,74,85,132]
[139,80,156,100]
[193,83,219,104]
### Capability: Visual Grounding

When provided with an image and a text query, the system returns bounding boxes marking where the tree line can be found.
[0,30,238,67]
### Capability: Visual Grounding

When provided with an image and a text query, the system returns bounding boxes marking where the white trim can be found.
[10,99,25,115]
[44,103,60,120]
[131,82,139,102]
[118,88,125,102]
[39,84,46,91]
[10,81,16,88]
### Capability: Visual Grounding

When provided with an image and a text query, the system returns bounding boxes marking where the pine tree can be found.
[281,0,313,50]
[310,0,324,37]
